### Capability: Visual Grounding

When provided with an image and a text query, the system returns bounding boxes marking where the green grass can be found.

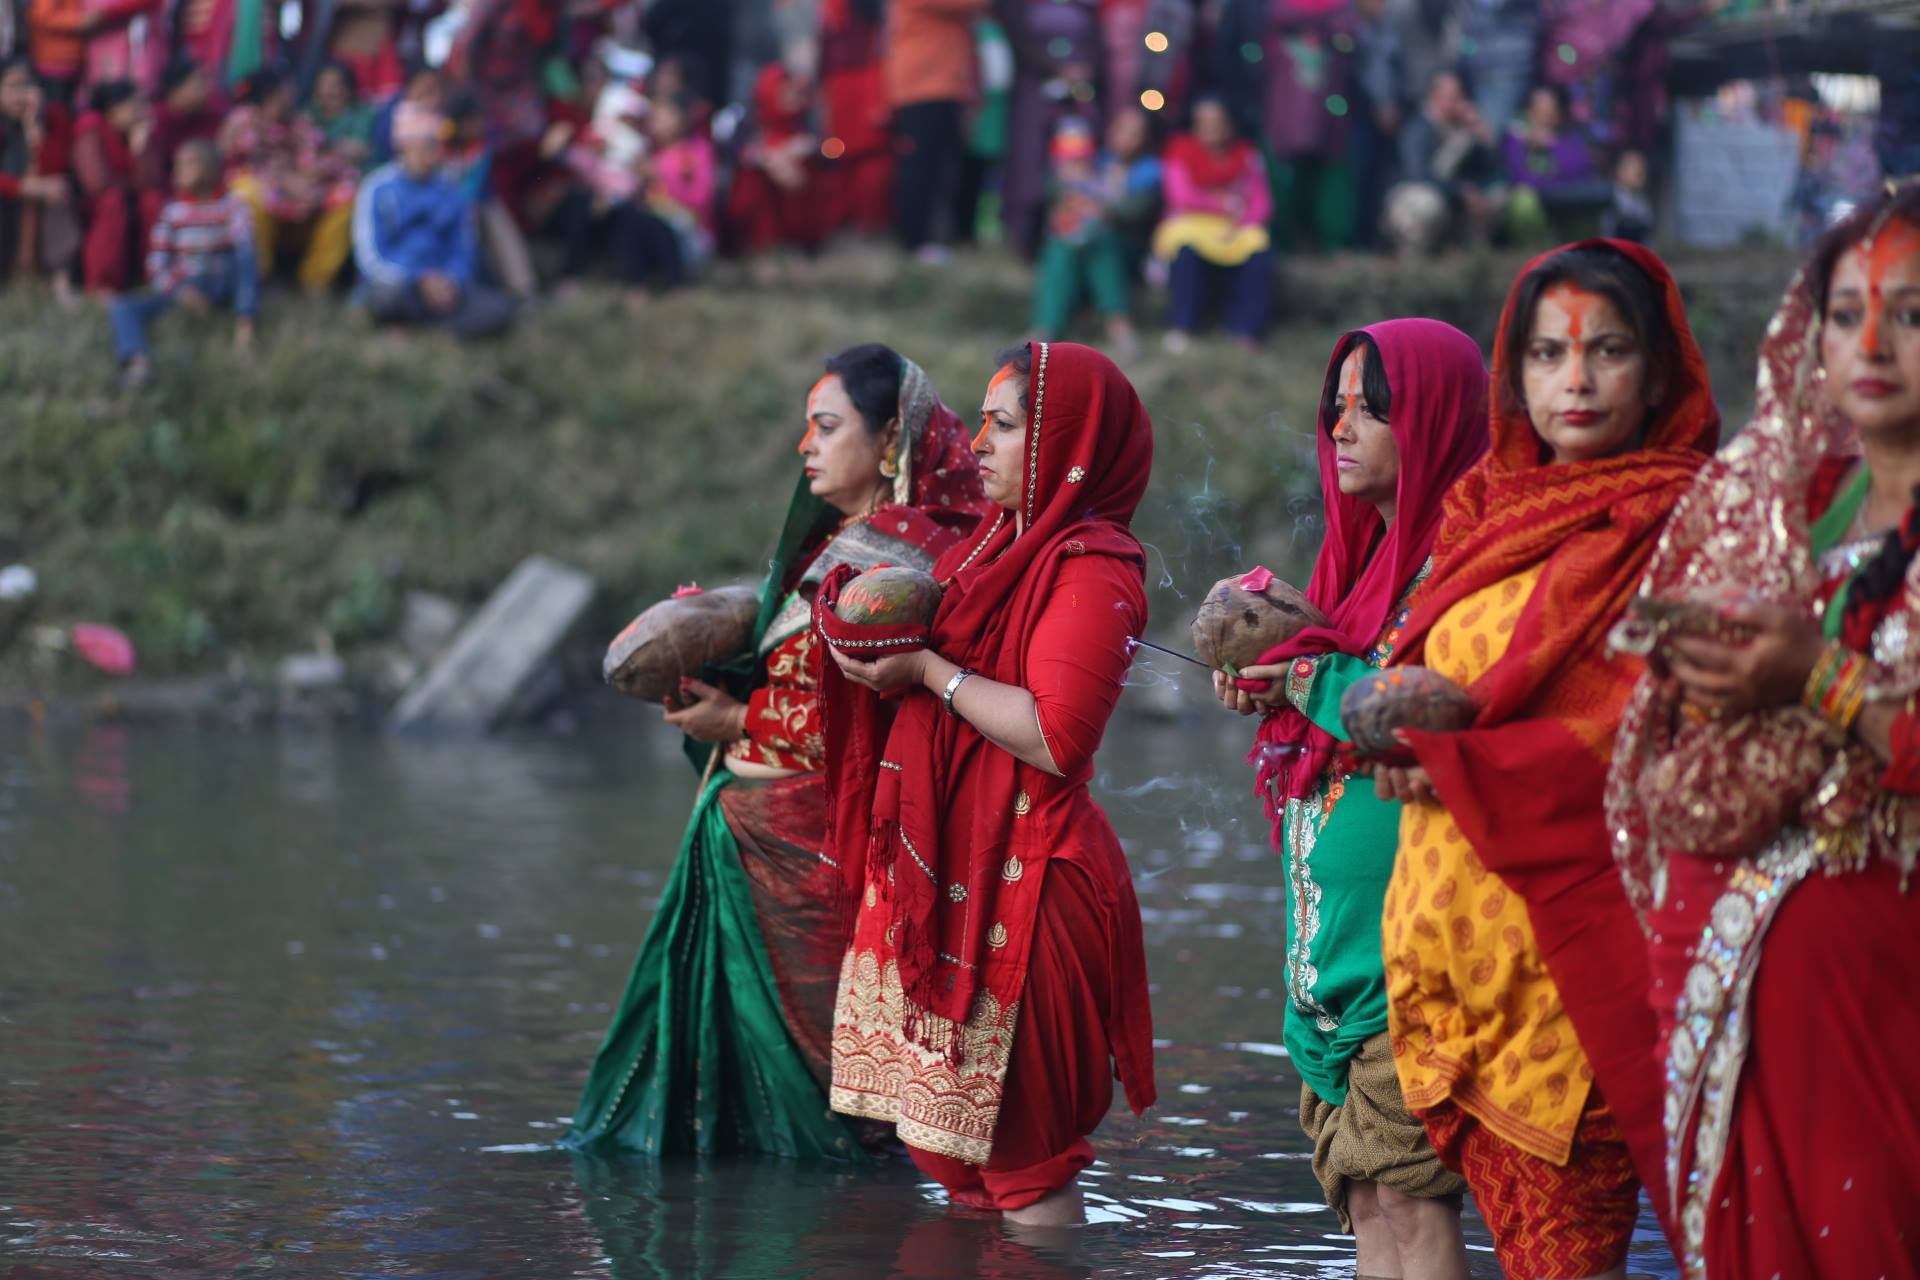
[0,242,1791,674]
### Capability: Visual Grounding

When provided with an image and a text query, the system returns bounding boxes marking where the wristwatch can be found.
[942,667,977,716]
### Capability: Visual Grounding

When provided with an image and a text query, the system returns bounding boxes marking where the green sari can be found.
[564,474,862,1159]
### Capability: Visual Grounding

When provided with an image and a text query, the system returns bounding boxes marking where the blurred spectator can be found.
[1457,0,1540,134]
[642,0,729,107]
[77,0,161,97]
[1030,116,1146,354]
[220,66,355,292]
[300,0,412,103]
[1257,0,1358,252]
[1503,82,1607,242]
[643,91,713,276]
[726,61,826,282]
[443,85,534,301]
[1102,103,1162,268]
[72,76,152,293]
[139,57,218,191]
[962,16,1009,242]
[1348,0,1405,250]
[177,0,280,97]
[1153,96,1271,351]
[368,59,440,167]
[27,0,154,104]
[1001,0,1101,258]
[307,59,376,169]
[885,0,985,261]
[553,64,685,302]
[817,0,890,237]
[110,136,254,386]
[1541,0,1654,142]
[1385,66,1502,252]
[1600,146,1652,242]
[353,100,512,338]
[0,53,77,292]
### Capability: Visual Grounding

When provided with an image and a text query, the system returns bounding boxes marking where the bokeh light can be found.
[1140,89,1165,112]
[1143,31,1169,53]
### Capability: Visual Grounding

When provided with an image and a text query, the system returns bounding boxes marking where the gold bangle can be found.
[1803,643,1847,712]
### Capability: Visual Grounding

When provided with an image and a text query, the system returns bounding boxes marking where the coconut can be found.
[604,585,760,702]
[832,566,943,628]
[1338,665,1478,756]
[1189,571,1331,673]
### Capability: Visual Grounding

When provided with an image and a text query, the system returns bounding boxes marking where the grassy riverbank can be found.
[3,243,1792,685]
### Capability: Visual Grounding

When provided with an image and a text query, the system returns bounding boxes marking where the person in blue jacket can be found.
[352,100,514,340]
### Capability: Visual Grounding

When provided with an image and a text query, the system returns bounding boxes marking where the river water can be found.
[0,700,1677,1279]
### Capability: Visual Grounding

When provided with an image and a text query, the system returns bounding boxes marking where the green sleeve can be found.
[1292,652,1377,739]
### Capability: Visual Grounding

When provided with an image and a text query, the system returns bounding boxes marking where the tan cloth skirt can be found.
[1298,1030,1466,1231]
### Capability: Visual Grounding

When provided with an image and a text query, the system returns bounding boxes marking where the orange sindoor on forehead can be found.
[1860,218,1920,355]
[976,364,1021,451]
[1542,281,1599,346]
[798,375,834,453]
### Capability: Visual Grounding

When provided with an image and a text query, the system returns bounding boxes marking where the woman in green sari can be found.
[565,344,987,1160]
[1214,320,1487,1275]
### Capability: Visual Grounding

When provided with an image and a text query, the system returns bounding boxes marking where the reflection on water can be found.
[0,713,1676,1278]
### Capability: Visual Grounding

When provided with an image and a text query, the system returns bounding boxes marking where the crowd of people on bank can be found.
[564,176,1920,1280]
[0,0,1778,381]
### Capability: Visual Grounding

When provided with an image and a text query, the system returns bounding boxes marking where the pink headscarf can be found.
[1248,318,1489,824]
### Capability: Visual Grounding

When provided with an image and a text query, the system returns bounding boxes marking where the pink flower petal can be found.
[1238,566,1275,594]
[72,624,136,676]
[671,582,704,599]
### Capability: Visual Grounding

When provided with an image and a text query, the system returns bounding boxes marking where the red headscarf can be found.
[751,63,809,148]
[1247,318,1489,819]
[1393,239,1717,1235]
[819,343,1153,1037]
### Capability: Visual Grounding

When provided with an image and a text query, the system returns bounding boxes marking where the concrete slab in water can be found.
[388,556,595,733]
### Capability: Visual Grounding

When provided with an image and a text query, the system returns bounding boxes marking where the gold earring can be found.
[879,452,899,478]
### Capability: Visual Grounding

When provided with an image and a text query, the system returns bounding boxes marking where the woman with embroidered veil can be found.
[1610,181,1920,1278]
[814,341,1158,1224]
[564,344,987,1159]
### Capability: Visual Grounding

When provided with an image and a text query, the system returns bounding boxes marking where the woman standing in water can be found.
[1611,181,1920,1278]
[565,344,986,1159]
[1373,241,1716,1277]
[819,342,1156,1224]
[1215,319,1487,1276]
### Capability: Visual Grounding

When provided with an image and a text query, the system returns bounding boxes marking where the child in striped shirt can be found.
[109,138,256,387]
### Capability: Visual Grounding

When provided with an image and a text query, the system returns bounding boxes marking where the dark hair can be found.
[0,54,34,89]
[1189,94,1234,135]
[1811,183,1920,630]
[1500,243,1673,421]
[315,58,359,98]
[992,342,1034,414]
[235,66,288,106]
[445,87,481,125]
[1320,333,1393,431]
[822,343,903,433]
[1527,82,1569,116]
[88,78,139,115]
[1427,65,1470,100]
[158,57,203,98]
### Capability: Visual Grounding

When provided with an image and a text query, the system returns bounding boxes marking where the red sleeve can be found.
[70,124,113,196]
[35,105,73,176]
[1024,553,1146,778]
[1883,700,1920,796]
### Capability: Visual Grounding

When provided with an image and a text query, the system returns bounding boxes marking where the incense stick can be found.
[1129,637,1214,670]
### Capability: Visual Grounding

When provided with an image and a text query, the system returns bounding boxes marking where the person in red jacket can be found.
[72,75,157,293]
[726,62,827,282]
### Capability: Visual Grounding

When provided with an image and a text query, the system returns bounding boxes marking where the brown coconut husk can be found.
[604,585,760,702]
[1189,575,1331,673]
[1338,665,1479,756]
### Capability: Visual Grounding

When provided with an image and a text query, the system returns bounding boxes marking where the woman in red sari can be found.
[817,341,1157,1224]
[1372,240,1716,1278]
[1610,180,1920,1279]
